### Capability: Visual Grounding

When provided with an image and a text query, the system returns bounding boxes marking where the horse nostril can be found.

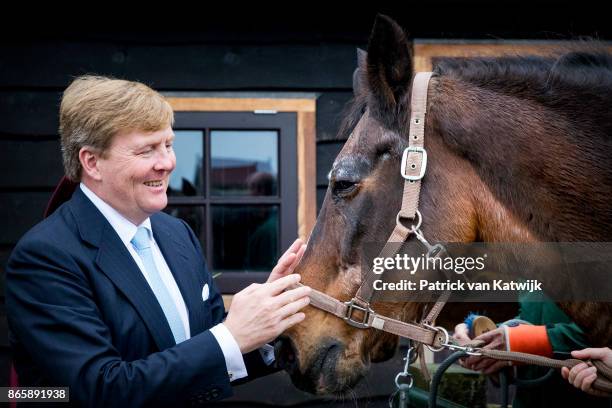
[274,336,298,374]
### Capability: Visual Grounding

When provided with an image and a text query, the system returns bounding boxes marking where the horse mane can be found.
[434,50,612,94]
[340,47,612,142]
[432,49,612,139]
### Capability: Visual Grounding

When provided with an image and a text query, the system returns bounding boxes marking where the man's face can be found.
[96,126,176,225]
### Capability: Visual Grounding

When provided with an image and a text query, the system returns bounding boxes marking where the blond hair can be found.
[59,75,174,181]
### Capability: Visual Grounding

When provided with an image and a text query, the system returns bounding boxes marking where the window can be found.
[164,98,316,293]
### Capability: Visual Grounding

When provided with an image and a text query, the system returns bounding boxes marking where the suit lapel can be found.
[69,189,176,351]
[152,216,207,337]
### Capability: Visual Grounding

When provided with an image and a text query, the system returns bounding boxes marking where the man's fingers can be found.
[272,253,297,274]
[268,241,307,283]
[289,238,305,252]
[277,296,310,319]
[270,239,303,275]
[280,312,306,331]
[275,286,311,307]
[274,244,306,278]
[281,239,304,262]
[242,283,261,295]
[266,273,302,295]
[267,253,297,283]
[290,244,306,270]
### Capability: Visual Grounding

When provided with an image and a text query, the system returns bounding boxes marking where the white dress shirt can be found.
[80,183,249,381]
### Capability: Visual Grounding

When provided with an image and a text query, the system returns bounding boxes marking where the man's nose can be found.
[153,150,175,172]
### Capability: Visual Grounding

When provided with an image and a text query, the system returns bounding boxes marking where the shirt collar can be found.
[80,183,153,247]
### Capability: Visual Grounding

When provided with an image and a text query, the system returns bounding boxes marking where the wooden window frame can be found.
[165,97,317,299]
[413,39,612,72]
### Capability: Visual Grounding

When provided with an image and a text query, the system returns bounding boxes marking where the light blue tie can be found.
[131,226,186,344]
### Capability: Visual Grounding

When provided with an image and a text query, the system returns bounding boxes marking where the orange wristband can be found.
[506,325,553,357]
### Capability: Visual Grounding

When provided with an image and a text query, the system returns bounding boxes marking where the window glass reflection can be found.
[168,130,203,196]
[210,130,278,196]
[164,205,205,250]
[212,205,279,271]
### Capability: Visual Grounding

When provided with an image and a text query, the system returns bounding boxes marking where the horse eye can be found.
[332,179,358,197]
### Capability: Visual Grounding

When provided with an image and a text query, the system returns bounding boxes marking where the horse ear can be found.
[366,14,413,114]
[357,48,367,69]
[352,48,368,96]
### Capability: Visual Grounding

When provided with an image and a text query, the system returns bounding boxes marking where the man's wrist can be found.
[210,323,248,382]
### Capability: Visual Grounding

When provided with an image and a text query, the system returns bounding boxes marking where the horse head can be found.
[276,14,612,395]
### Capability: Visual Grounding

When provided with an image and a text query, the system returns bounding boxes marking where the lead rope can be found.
[423,335,612,406]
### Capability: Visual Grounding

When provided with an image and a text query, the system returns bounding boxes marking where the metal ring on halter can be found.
[396,209,422,233]
[422,324,449,352]
[394,372,414,389]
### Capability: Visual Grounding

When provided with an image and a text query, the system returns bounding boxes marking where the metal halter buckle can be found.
[343,299,373,329]
[401,146,428,181]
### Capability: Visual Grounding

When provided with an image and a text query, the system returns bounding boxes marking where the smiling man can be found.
[6,76,311,407]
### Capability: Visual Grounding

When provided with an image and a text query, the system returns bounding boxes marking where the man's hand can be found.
[460,327,510,375]
[267,238,306,283]
[224,274,311,353]
[561,347,612,397]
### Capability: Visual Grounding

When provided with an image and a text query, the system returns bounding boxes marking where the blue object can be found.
[131,226,187,344]
[463,312,479,333]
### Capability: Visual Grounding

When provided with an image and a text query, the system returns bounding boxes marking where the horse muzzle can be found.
[275,335,366,395]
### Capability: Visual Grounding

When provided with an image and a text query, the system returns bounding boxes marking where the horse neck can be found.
[428,76,612,242]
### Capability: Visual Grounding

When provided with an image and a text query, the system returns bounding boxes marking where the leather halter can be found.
[301,72,450,349]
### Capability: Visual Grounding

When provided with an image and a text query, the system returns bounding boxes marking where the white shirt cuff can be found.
[210,323,248,382]
[259,343,275,365]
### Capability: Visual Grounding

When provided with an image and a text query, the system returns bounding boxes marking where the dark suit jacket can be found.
[6,188,271,407]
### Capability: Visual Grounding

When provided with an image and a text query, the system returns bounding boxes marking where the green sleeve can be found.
[517,293,590,353]
[546,322,589,353]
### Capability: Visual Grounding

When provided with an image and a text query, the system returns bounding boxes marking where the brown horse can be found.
[275,15,612,395]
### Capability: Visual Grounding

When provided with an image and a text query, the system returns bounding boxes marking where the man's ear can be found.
[79,146,103,181]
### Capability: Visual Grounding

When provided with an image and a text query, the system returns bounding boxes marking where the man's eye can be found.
[166,143,173,150]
